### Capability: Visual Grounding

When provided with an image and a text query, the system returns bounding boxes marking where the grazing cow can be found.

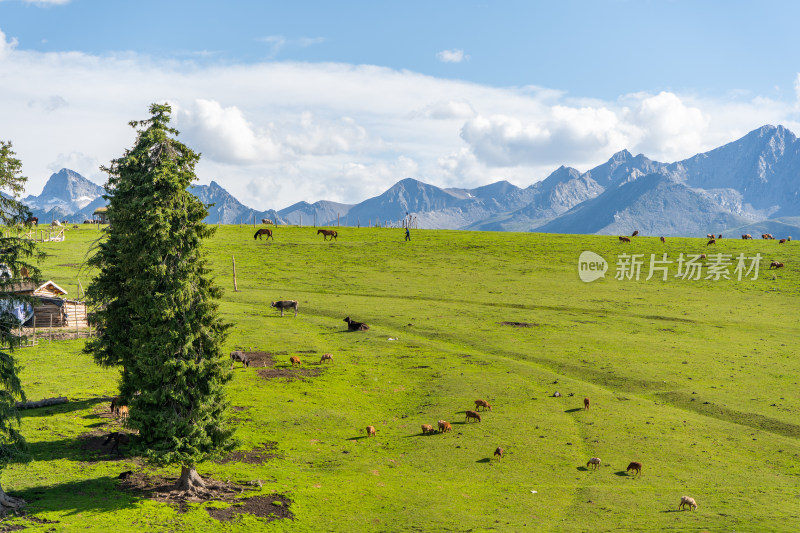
[779,238,787,244]
[103,432,130,455]
[465,410,481,423]
[25,216,38,226]
[584,397,590,410]
[494,447,504,459]
[679,496,698,511]
[51,220,62,227]
[19,267,29,279]
[366,425,376,437]
[230,351,250,368]
[474,399,492,411]
[718,234,722,239]
[769,261,784,269]
[320,353,333,363]
[707,238,716,246]
[290,355,301,366]
[742,234,753,240]
[587,457,601,469]
[116,405,129,420]
[699,254,707,259]
[626,461,642,476]
[706,234,714,239]
[261,218,273,225]
[619,236,631,243]
[631,230,639,237]
[660,236,666,243]
[317,229,338,241]
[271,300,298,317]
[344,317,369,331]
[110,396,119,414]
[788,236,792,241]
[438,420,452,433]
[254,228,273,240]
[421,424,434,435]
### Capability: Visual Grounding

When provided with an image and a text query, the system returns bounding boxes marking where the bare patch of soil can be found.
[242,351,324,381]
[215,442,278,465]
[499,321,538,327]
[206,495,293,522]
[116,471,249,506]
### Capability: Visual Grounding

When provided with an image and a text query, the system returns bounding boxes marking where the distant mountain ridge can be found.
[20,124,800,236]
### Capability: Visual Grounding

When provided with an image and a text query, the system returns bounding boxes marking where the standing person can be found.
[405,227,411,241]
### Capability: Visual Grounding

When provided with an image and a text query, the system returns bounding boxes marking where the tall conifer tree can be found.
[86,104,234,492]
[0,140,37,513]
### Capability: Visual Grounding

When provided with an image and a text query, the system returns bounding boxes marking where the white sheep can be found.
[679,496,697,511]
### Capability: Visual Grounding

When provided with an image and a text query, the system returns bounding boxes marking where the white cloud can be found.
[0,28,17,59]
[257,35,325,58]
[0,25,797,210]
[436,49,469,63]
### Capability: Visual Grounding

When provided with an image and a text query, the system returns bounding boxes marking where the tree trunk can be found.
[176,466,206,493]
[0,481,25,516]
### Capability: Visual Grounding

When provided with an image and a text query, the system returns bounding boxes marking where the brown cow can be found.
[320,353,333,363]
[290,355,301,366]
[421,424,434,435]
[584,397,590,410]
[707,238,716,246]
[742,234,752,240]
[779,238,787,244]
[626,461,642,476]
[465,410,481,423]
[769,261,784,269]
[619,236,631,243]
[494,447,504,459]
[438,420,452,433]
[660,236,666,243]
[116,405,129,420]
[631,230,639,237]
[474,399,492,411]
[366,425,376,437]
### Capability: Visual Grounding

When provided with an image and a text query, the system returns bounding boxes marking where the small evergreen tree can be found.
[0,140,37,513]
[86,104,234,492]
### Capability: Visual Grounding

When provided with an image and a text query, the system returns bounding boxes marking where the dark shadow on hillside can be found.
[653,391,800,438]
[475,458,491,464]
[18,397,110,420]
[564,408,583,413]
[614,471,632,477]
[576,466,588,471]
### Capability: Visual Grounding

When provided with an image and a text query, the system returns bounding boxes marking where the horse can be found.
[318,229,338,241]
[254,228,273,240]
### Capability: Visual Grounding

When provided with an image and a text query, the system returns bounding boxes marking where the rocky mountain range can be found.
[20,124,800,237]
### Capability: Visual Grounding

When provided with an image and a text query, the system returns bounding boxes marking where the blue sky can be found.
[2,0,800,208]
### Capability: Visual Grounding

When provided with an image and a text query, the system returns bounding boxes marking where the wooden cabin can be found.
[12,280,88,328]
[93,207,108,224]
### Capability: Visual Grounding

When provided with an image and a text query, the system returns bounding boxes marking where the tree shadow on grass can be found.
[16,433,141,464]
[18,397,110,420]
[14,476,138,518]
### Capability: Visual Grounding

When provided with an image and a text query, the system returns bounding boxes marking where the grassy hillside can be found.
[2,225,799,532]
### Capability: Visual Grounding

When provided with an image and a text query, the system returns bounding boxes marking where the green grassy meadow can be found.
[2,224,799,532]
